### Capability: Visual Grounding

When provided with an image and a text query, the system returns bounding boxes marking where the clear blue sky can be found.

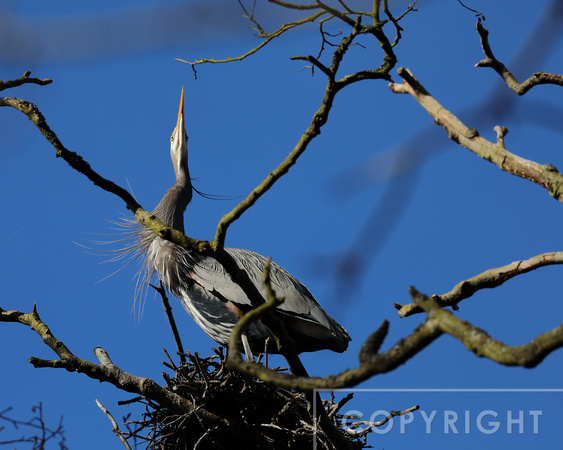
[1,1,562,448]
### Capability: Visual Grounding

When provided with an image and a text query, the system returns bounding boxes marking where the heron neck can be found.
[153,164,192,233]
[174,159,190,188]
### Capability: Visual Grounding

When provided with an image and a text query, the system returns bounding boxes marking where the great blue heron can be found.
[131,87,350,359]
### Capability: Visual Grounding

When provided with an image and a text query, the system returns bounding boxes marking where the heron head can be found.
[170,86,188,179]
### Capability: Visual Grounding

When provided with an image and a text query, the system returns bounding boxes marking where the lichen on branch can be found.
[389,67,563,203]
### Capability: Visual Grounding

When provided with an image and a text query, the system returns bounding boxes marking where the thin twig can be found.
[457,0,485,20]
[96,400,132,450]
[176,10,325,73]
[0,71,52,92]
[343,404,420,437]
[290,55,333,78]
[395,251,563,317]
[152,282,187,366]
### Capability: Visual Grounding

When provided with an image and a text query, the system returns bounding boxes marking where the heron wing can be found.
[186,248,350,346]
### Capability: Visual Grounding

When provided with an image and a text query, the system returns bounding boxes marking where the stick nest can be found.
[119,347,365,449]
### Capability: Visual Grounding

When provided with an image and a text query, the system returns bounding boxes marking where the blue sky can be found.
[1,1,562,448]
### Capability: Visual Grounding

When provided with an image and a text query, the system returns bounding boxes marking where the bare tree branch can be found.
[341,404,420,437]
[214,15,396,250]
[0,71,52,92]
[0,304,242,434]
[1,304,360,448]
[389,67,563,203]
[411,288,563,368]
[0,94,212,259]
[220,316,444,391]
[96,400,132,450]
[0,403,67,449]
[396,251,563,317]
[475,19,563,95]
[225,267,563,389]
[152,282,187,366]
[176,10,326,72]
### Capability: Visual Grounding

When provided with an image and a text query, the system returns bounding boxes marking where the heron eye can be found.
[170,135,174,142]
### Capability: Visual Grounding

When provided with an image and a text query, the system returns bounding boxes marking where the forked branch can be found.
[226,254,563,389]
[0,305,194,414]
[395,251,563,317]
[176,10,325,72]
[214,13,399,249]
[411,289,563,368]
[475,19,563,95]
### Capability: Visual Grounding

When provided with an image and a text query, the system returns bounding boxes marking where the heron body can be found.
[134,88,350,357]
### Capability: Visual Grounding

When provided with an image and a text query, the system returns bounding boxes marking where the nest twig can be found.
[117,347,366,449]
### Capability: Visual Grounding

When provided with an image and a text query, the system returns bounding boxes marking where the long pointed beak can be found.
[176,86,185,132]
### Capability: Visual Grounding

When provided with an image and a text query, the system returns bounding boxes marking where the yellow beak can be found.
[176,86,185,132]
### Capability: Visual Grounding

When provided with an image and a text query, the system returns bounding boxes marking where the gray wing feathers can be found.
[188,248,348,338]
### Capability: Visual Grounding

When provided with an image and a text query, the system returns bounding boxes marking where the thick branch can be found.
[0,305,191,413]
[434,309,563,367]
[396,251,563,317]
[389,67,563,203]
[475,19,563,95]
[411,293,563,368]
[0,305,252,437]
[221,317,443,391]
[224,270,563,390]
